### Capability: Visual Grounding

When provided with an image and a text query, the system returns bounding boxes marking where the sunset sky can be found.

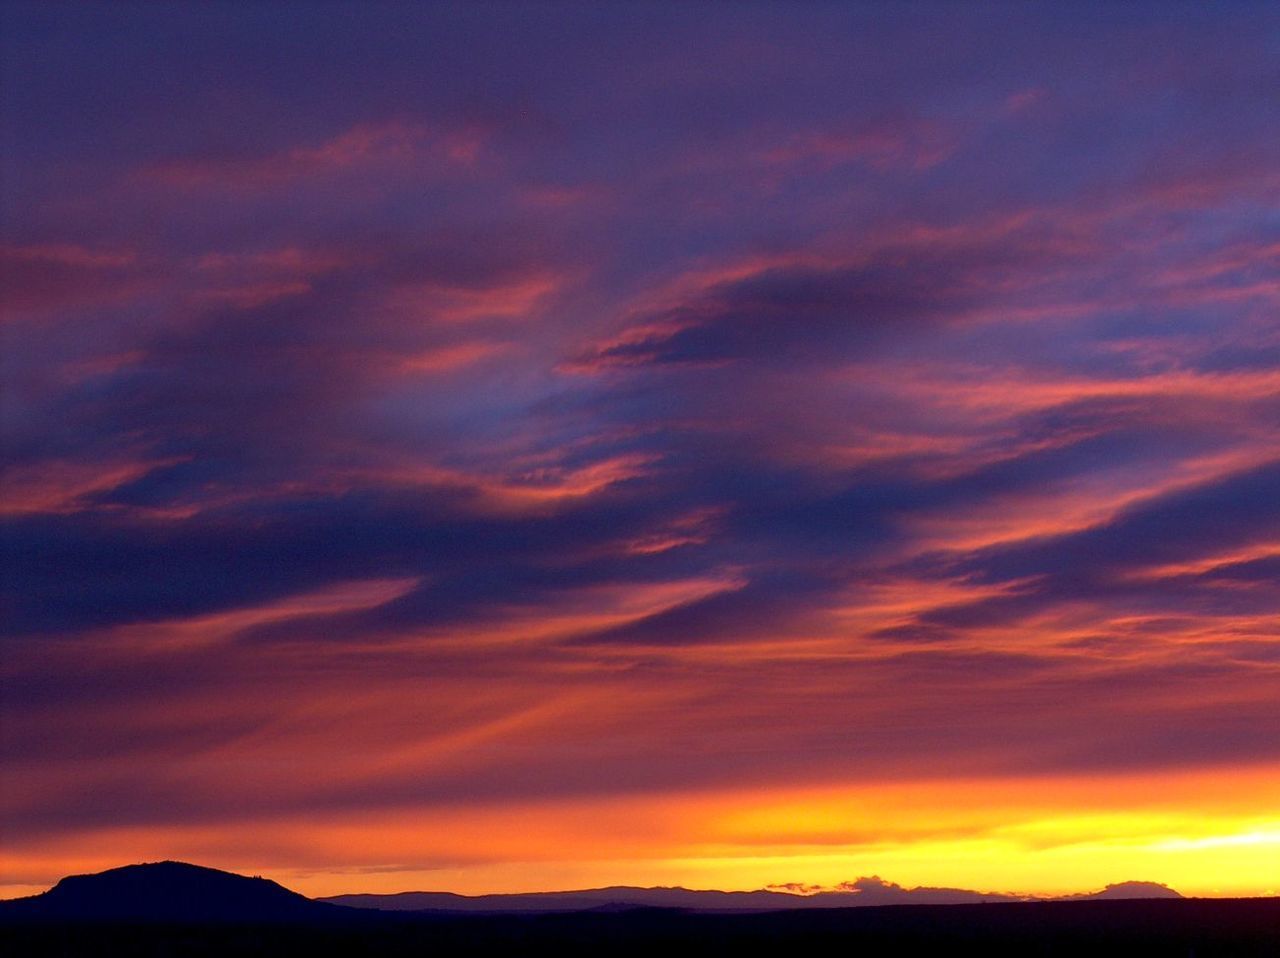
[2,2,1279,900]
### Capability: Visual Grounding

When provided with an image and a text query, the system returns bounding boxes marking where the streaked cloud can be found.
[2,0,1278,899]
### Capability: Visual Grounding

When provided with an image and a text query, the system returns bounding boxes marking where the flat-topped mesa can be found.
[1,861,346,922]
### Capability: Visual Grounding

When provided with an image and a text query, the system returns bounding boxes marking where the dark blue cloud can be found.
[3,0,1280,869]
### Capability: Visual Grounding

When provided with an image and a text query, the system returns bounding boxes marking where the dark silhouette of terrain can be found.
[1064,881,1182,896]
[1065,880,1182,900]
[322,874,1181,913]
[0,861,346,923]
[324,875,1022,913]
[2,862,1276,957]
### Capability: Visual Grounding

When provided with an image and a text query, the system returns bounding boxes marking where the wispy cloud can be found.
[2,0,1279,899]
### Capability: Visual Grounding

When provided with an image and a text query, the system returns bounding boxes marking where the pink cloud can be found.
[143,119,489,191]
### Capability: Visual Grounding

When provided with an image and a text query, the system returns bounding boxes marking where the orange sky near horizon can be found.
[5,765,1280,900]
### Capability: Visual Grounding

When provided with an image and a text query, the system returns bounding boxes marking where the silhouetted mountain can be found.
[326,886,821,913]
[1058,881,1183,901]
[324,874,1199,914]
[3,863,1277,956]
[0,862,1193,925]
[324,875,1024,913]
[818,875,1022,906]
[0,861,346,923]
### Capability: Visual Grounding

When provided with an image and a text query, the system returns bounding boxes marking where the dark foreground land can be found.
[5,898,1280,958]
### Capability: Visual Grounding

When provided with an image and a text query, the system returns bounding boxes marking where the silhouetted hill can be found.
[0,862,1196,926]
[1061,881,1183,901]
[2,863,1278,956]
[324,875,1193,914]
[0,861,346,923]
[326,885,830,913]
[814,875,1022,906]
[323,876,1023,913]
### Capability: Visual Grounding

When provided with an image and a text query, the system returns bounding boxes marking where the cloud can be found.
[567,237,1051,371]
[3,0,1280,895]
[143,120,489,193]
[0,243,147,317]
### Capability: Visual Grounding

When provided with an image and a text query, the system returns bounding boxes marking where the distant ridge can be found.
[1063,881,1182,901]
[321,874,1183,914]
[321,876,1020,914]
[0,861,347,922]
[3,863,1274,957]
[0,862,1190,922]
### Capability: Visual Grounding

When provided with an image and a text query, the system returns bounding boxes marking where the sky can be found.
[2,1,1279,899]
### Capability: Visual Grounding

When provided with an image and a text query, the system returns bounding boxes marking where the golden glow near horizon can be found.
[6,766,1279,899]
